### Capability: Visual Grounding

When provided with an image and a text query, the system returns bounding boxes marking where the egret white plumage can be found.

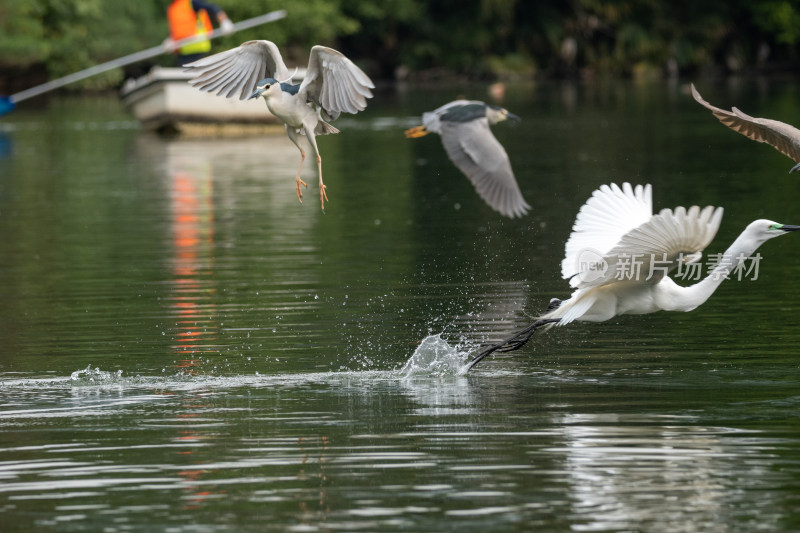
[185,40,375,211]
[691,83,800,173]
[405,100,530,219]
[466,182,800,371]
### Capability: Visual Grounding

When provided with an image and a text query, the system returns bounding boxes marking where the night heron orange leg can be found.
[404,125,429,138]
[303,122,328,212]
[286,125,308,204]
[294,154,307,203]
[296,176,307,203]
[317,155,328,210]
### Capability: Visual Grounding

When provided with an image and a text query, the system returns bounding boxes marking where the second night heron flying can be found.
[185,40,375,210]
[691,83,800,173]
[405,100,530,219]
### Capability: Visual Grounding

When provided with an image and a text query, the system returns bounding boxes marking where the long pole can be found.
[2,10,287,107]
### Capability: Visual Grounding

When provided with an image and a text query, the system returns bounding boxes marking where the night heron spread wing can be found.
[691,83,800,173]
[405,100,530,219]
[185,40,289,98]
[186,40,375,211]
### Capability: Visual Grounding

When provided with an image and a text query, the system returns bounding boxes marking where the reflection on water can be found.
[165,167,221,513]
[0,132,12,159]
[553,413,785,531]
[164,139,218,368]
[2,83,800,532]
[2,369,796,531]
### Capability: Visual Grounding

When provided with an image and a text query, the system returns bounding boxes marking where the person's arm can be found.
[217,12,234,33]
[191,0,234,33]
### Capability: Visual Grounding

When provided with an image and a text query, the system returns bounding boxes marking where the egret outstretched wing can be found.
[439,118,530,219]
[562,183,652,284]
[186,40,290,100]
[691,83,800,164]
[300,46,374,121]
[576,204,724,289]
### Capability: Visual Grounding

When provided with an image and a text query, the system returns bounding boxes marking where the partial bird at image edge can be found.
[691,83,800,173]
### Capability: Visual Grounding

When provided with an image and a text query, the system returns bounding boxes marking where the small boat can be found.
[121,66,302,134]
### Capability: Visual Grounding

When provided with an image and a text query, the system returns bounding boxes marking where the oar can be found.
[0,9,287,117]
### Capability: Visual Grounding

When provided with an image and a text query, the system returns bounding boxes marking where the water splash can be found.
[70,365,124,383]
[400,334,475,377]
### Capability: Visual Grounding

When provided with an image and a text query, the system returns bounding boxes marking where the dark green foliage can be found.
[2,0,800,89]
[1,0,167,88]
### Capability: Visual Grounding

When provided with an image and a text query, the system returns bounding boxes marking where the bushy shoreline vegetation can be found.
[2,0,800,91]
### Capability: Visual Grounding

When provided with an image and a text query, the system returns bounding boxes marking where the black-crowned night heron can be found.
[405,100,530,219]
[691,83,800,173]
[185,40,375,210]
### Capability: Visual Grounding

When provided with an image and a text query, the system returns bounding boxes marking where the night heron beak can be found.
[507,112,521,122]
[248,88,265,100]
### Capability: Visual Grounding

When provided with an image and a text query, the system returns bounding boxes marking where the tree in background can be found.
[1,0,800,91]
[0,0,167,89]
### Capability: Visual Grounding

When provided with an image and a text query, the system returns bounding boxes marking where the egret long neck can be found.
[678,231,760,310]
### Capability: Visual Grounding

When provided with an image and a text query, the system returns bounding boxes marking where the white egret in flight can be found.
[466,182,799,371]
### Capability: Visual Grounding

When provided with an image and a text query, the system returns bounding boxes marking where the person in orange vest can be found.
[164,0,234,66]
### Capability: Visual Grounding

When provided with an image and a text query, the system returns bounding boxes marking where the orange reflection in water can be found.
[168,165,218,369]
[165,157,223,509]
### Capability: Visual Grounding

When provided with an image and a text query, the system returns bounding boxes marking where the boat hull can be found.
[121,67,280,133]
